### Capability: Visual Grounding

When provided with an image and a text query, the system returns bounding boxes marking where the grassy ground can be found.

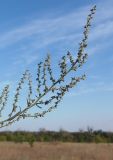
[0,142,113,160]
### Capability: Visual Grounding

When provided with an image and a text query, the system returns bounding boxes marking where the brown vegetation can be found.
[0,142,113,160]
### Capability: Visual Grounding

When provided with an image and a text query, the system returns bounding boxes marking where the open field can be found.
[0,142,113,160]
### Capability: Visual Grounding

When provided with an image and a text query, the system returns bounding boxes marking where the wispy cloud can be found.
[67,82,113,97]
[0,1,113,66]
[87,39,113,55]
[13,53,39,66]
[90,20,113,42]
[0,6,88,49]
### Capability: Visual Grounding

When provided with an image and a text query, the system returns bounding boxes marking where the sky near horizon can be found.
[0,0,113,131]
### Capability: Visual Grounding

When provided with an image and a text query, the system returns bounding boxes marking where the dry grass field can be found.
[0,142,113,160]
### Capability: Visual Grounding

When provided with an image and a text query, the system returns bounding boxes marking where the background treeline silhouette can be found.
[0,128,113,143]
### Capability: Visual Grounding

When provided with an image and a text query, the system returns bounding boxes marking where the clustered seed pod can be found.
[46,54,56,83]
[0,5,96,128]
[0,85,9,117]
[36,62,42,96]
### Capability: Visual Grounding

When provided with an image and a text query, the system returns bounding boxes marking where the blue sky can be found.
[0,0,113,131]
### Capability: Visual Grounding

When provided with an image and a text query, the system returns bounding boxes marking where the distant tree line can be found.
[0,128,113,144]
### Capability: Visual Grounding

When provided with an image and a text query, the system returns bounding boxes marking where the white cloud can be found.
[67,82,113,97]
[90,20,113,42]
[87,39,113,56]
[0,6,88,49]
[0,1,113,66]
[13,53,38,66]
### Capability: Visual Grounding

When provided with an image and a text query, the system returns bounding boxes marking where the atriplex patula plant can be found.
[0,6,96,128]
